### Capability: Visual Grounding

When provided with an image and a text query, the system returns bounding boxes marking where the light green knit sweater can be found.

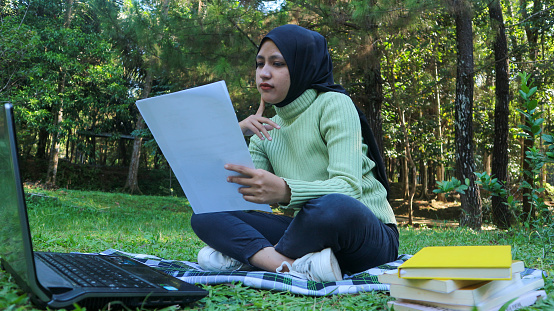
[249,89,397,225]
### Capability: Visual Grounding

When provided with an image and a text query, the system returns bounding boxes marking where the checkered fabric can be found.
[99,249,545,296]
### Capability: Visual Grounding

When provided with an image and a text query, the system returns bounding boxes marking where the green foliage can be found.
[473,171,517,226]
[474,172,508,198]
[1,0,133,168]
[516,72,552,224]
[433,177,469,196]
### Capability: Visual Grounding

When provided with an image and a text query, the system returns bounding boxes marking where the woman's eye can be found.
[273,62,285,67]
[256,62,264,68]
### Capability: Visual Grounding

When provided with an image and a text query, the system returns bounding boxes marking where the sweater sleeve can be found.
[249,137,274,173]
[281,94,364,208]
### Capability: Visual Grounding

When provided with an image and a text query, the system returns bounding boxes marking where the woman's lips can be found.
[259,83,273,91]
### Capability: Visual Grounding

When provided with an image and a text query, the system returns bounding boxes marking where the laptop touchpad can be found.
[35,257,73,292]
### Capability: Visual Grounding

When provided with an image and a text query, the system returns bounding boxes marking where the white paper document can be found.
[136,81,272,214]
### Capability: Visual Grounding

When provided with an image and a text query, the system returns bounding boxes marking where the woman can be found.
[191,24,398,282]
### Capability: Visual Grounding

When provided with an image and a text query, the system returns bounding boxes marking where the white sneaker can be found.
[197,246,248,272]
[276,248,343,282]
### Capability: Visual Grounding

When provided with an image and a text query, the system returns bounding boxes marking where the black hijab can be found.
[259,24,391,198]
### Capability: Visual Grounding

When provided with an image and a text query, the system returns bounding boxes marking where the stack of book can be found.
[381,246,546,311]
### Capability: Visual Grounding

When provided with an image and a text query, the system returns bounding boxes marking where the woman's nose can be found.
[259,66,271,79]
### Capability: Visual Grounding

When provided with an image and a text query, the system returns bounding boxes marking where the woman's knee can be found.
[304,193,369,224]
[190,213,209,236]
[190,212,229,237]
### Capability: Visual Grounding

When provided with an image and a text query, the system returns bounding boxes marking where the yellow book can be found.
[381,261,524,293]
[398,246,513,280]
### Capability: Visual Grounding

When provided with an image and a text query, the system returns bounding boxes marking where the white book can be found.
[379,270,483,294]
[387,290,546,311]
[388,277,544,311]
[389,273,522,305]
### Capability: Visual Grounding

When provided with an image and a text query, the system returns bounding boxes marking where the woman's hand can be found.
[239,99,280,140]
[225,164,291,205]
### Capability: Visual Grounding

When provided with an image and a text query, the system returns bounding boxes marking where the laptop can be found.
[0,103,208,310]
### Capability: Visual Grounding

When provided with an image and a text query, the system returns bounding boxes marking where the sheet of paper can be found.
[136,81,272,214]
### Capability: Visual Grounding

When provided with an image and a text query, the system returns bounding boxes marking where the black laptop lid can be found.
[0,103,50,302]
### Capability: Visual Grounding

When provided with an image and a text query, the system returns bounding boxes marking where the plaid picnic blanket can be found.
[99,249,546,296]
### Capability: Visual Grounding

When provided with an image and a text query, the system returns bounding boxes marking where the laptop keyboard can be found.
[36,253,157,288]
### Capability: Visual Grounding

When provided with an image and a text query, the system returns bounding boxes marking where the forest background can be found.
[1,0,554,232]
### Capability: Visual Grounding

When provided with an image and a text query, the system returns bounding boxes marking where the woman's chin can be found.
[261,97,283,106]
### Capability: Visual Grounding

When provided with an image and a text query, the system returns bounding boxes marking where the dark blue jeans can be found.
[190,193,399,274]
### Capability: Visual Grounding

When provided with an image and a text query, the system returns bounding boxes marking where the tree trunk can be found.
[402,156,409,199]
[389,157,396,183]
[353,35,385,162]
[124,69,153,194]
[65,131,70,162]
[398,108,416,225]
[489,0,511,230]
[46,70,66,188]
[433,58,446,202]
[69,138,75,163]
[45,0,74,189]
[36,127,49,159]
[453,0,482,230]
[123,0,170,193]
[89,135,96,164]
[483,151,491,175]
[45,104,63,188]
[125,116,145,194]
[119,139,128,166]
[419,159,429,200]
[363,64,385,161]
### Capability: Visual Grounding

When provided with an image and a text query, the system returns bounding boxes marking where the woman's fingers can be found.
[224,164,290,204]
[255,98,265,116]
[225,164,255,181]
[239,98,280,140]
[241,116,280,140]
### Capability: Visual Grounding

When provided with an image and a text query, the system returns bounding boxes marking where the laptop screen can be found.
[0,103,33,290]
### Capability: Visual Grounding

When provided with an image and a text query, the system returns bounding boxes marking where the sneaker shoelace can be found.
[220,254,243,271]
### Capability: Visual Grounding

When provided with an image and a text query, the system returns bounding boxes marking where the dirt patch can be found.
[389,183,461,228]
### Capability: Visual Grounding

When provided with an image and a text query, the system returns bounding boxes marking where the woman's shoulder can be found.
[313,91,357,114]
[316,91,353,103]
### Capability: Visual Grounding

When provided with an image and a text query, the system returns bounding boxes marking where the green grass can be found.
[1,188,553,310]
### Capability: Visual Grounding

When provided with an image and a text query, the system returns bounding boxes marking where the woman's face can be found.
[256,40,290,104]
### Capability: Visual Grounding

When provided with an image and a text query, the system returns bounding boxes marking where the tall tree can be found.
[489,0,511,229]
[45,0,74,188]
[451,0,482,229]
[95,0,171,193]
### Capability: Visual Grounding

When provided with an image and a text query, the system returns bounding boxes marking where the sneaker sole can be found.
[317,248,343,282]
[327,248,343,281]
